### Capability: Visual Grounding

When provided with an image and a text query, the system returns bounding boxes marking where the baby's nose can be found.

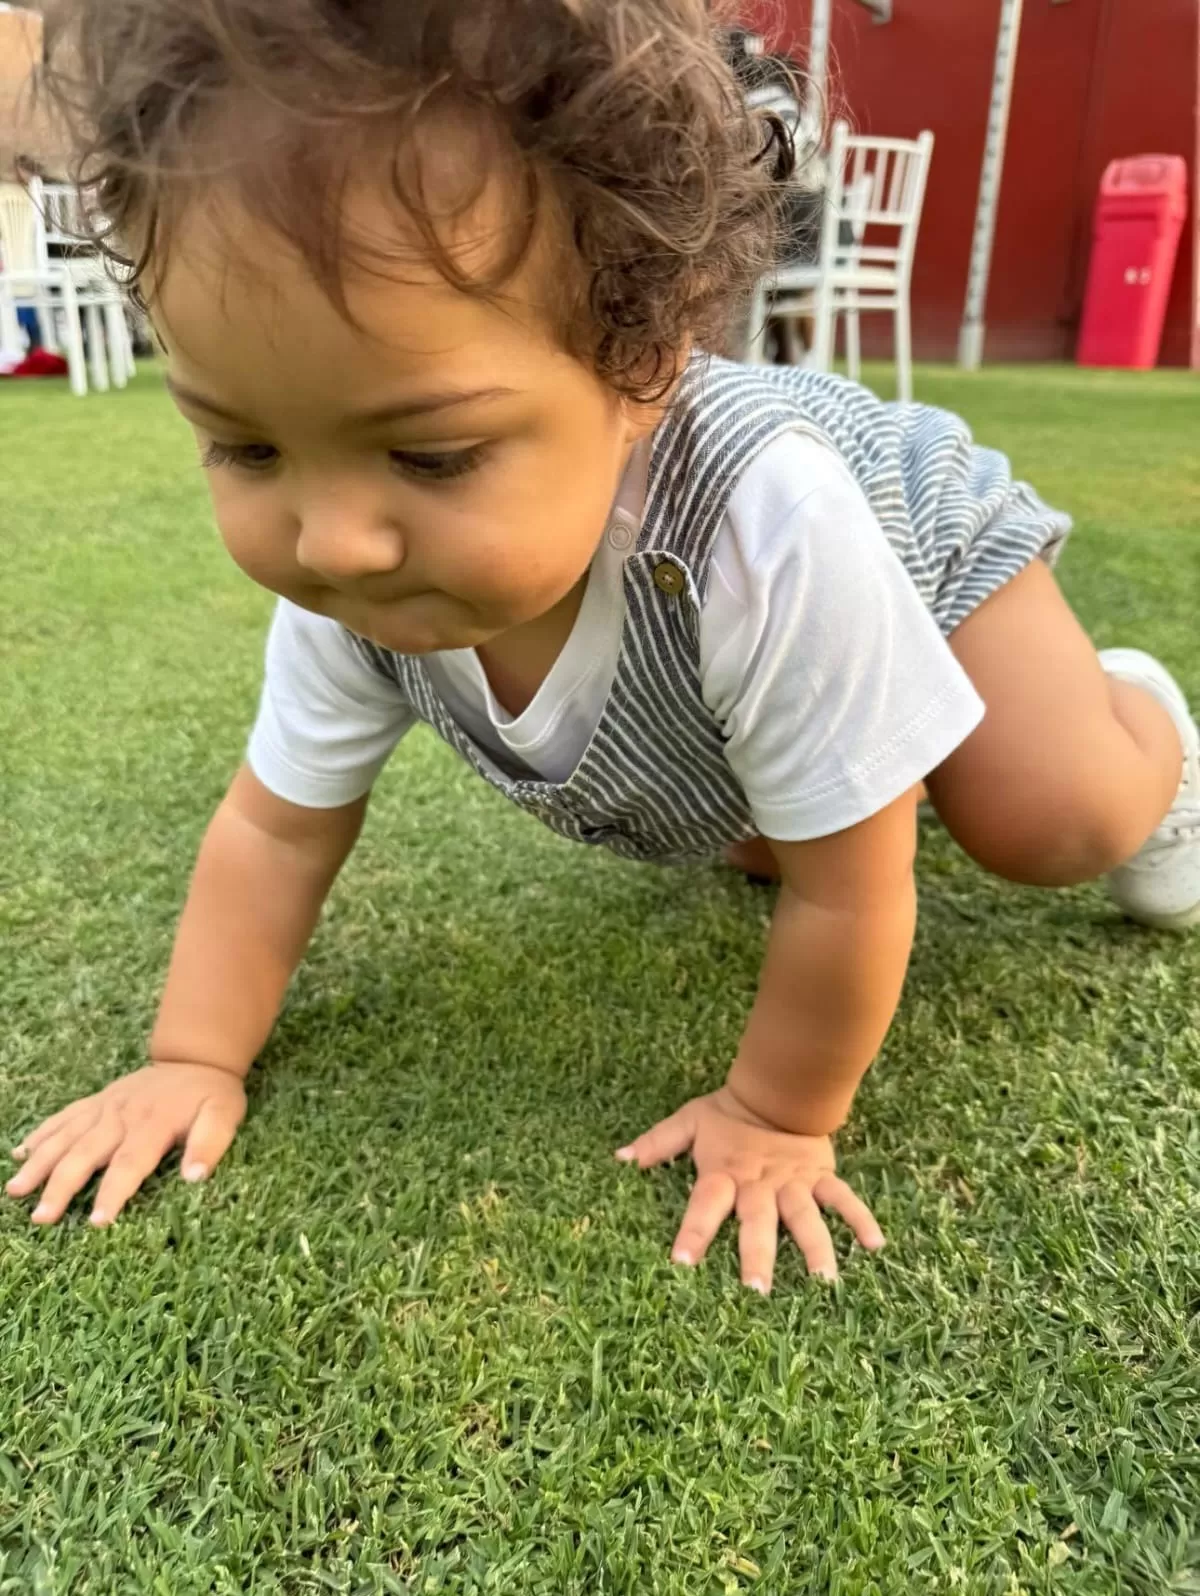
[295,507,405,582]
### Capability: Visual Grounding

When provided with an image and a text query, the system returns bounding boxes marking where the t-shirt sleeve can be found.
[246,600,417,807]
[701,430,985,841]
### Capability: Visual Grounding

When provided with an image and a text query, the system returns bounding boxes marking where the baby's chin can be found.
[335,596,506,658]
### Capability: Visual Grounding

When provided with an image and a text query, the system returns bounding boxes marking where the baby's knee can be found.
[940,781,1149,887]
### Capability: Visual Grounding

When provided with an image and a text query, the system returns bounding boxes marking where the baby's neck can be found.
[474,431,651,718]
[474,569,591,719]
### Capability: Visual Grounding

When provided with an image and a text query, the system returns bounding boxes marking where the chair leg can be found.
[0,291,20,357]
[845,310,862,383]
[104,300,128,389]
[811,283,836,374]
[894,297,913,403]
[85,303,110,392]
[746,284,770,364]
[37,300,57,352]
[781,316,806,367]
[116,307,136,382]
[60,281,87,396]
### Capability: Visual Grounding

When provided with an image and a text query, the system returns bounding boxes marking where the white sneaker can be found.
[1101,648,1200,931]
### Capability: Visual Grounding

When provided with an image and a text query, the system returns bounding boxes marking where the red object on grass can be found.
[1077,156,1190,370]
[0,348,71,378]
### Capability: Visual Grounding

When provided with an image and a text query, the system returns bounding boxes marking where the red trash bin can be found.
[1077,155,1189,370]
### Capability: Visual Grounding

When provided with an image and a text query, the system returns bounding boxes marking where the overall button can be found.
[607,513,636,552]
[653,562,685,596]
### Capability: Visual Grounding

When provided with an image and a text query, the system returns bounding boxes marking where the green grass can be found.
[2,362,1199,1594]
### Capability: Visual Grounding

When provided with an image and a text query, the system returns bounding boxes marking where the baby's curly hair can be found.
[38,0,805,400]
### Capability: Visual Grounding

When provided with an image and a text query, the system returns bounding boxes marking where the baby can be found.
[10,0,1198,1295]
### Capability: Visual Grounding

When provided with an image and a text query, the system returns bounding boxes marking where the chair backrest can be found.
[0,182,39,274]
[25,177,106,274]
[38,180,89,251]
[817,122,935,285]
[837,173,874,271]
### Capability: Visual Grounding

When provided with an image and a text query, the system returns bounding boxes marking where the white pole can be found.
[958,0,1025,369]
[808,0,832,127]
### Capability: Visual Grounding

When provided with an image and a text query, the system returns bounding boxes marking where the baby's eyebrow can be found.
[164,378,517,427]
[164,378,252,425]
[348,387,519,426]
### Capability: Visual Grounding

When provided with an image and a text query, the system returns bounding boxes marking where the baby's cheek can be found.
[210,489,290,591]
[466,527,587,615]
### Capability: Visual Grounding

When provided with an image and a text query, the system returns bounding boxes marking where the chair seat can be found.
[829,266,899,291]
[771,264,898,298]
[2,263,122,305]
[770,263,822,292]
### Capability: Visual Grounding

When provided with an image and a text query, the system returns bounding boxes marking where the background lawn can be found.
[2,363,1199,1594]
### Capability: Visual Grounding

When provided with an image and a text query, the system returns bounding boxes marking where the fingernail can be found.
[866,1236,886,1251]
[89,1208,108,1227]
[11,1145,27,1160]
[31,1204,51,1222]
[181,1162,208,1184]
[748,1277,769,1296]
[813,1267,838,1283]
[6,1177,26,1194]
[614,1147,635,1162]
[672,1248,694,1267]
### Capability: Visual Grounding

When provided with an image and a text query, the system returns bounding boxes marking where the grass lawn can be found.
[2,361,1199,1594]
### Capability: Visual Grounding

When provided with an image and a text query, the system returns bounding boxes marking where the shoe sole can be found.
[1101,647,1200,931]
[1117,901,1200,932]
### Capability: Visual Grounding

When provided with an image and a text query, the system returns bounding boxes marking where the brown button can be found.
[653,562,684,596]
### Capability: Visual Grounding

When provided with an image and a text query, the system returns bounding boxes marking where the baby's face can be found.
[155,181,658,655]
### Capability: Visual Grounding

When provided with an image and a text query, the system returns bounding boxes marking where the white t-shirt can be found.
[248,431,984,841]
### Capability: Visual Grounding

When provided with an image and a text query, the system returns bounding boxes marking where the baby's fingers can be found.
[26,1115,125,1224]
[736,1180,781,1295]
[813,1174,886,1252]
[615,1101,698,1170]
[777,1182,838,1280]
[90,1105,190,1225]
[11,1100,90,1162]
[179,1094,246,1186]
[671,1170,738,1267]
[6,1110,100,1199]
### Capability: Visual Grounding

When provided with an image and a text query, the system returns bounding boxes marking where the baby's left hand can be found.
[615,1085,884,1294]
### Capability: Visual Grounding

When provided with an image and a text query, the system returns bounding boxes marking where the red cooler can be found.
[1077,155,1189,370]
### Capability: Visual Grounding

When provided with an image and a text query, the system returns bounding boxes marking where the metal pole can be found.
[808,0,832,126]
[958,0,1025,369]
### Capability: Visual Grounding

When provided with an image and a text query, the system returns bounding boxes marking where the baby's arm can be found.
[617,785,919,1291]
[7,765,367,1225]
[150,765,367,1077]
[727,786,919,1136]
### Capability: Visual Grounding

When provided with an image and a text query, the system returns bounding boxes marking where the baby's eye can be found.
[201,441,280,473]
[389,444,487,483]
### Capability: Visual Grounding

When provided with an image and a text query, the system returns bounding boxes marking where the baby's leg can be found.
[726,835,783,882]
[926,560,1182,886]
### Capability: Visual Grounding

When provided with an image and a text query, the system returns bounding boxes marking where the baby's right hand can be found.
[6,1062,247,1226]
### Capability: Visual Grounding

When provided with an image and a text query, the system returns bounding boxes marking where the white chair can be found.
[38,181,87,249]
[1,186,42,351]
[770,171,873,371]
[0,181,86,393]
[34,178,136,390]
[749,121,935,402]
[0,178,133,394]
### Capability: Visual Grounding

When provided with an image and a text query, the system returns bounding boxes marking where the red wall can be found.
[746,0,1200,366]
